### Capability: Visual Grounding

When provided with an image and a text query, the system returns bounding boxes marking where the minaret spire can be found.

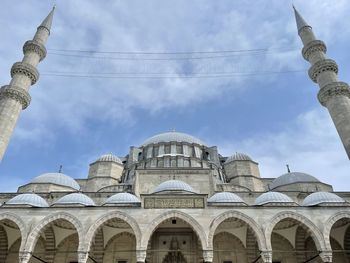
[294,7,350,159]
[0,8,55,161]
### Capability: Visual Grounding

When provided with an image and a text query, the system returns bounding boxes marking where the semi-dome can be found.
[270,172,319,190]
[255,192,294,206]
[5,193,49,207]
[207,192,246,204]
[95,153,122,164]
[105,193,141,205]
[142,131,205,146]
[225,152,252,164]
[153,180,196,193]
[302,192,346,206]
[53,193,95,206]
[31,173,80,190]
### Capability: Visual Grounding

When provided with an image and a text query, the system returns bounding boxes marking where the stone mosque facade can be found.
[0,5,350,263]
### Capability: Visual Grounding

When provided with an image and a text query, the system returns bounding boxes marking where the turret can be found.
[294,6,350,159]
[0,7,55,161]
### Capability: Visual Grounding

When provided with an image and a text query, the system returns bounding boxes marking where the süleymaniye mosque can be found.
[0,4,350,263]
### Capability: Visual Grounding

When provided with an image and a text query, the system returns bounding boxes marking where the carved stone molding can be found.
[23,40,47,61]
[19,251,31,263]
[319,251,333,263]
[0,85,31,109]
[302,40,327,61]
[260,250,272,263]
[78,251,89,263]
[317,81,350,106]
[203,250,213,262]
[308,59,338,83]
[11,62,39,85]
[136,250,147,262]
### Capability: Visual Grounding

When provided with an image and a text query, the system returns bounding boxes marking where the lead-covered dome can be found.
[255,192,295,206]
[105,193,141,205]
[95,153,122,164]
[302,192,346,206]
[142,131,205,146]
[270,172,319,190]
[225,152,252,164]
[207,192,246,204]
[31,173,80,190]
[53,193,95,206]
[153,180,196,193]
[5,193,49,207]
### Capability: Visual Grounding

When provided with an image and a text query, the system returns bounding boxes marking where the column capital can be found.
[78,251,89,263]
[261,250,273,263]
[19,251,31,263]
[202,250,213,262]
[317,81,350,106]
[319,251,332,263]
[136,250,147,263]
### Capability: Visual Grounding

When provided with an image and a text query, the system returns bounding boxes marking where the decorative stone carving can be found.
[144,197,205,208]
[260,251,272,263]
[136,250,147,262]
[202,250,213,262]
[317,81,350,106]
[23,40,47,61]
[19,251,31,263]
[11,62,39,85]
[0,85,31,109]
[78,251,89,263]
[308,59,338,83]
[302,40,327,61]
[319,251,332,263]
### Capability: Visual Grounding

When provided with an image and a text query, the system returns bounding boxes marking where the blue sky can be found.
[0,0,349,192]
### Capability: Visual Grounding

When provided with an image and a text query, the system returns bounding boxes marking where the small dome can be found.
[142,131,205,146]
[302,192,346,206]
[105,193,141,205]
[207,192,246,204]
[153,180,196,193]
[270,172,319,190]
[53,193,95,206]
[255,192,294,206]
[5,193,48,207]
[225,152,252,164]
[31,173,80,190]
[95,153,122,164]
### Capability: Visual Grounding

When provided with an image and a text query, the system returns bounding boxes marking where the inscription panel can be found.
[144,197,205,208]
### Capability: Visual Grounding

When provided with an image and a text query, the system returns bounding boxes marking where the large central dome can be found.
[142,131,205,146]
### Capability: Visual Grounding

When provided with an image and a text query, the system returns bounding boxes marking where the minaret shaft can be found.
[295,8,350,159]
[0,8,54,161]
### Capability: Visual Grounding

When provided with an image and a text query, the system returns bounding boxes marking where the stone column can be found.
[136,250,147,263]
[78,251,89,263]
[19,251,31,263]
[261,250,273,263]
[319,251,332,263]
[203,250,213,263]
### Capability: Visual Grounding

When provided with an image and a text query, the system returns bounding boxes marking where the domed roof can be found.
[105,193,141,204]
[95,153,122,164]
[207,192,246,204]
[5,193,49,207]
[302,192,346,206]
[255,192,294,206]
[225,152,252,164]
[142,131,205,146]
[153,180,196,193]
[53,193,95,206]
[270,172,320,190]
[31,173,80,190]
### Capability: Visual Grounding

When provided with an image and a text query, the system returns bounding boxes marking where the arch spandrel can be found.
[208,210,266,250]
[83,211,142,251]
[0,212,27,251]
[323,211,350,250]
[264,211,326,251]
[141,210,208,250]
[24,212,84,253]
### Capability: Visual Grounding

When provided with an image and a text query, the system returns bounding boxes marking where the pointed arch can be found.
[264,211,326,251]
[24,212,84,253]
[323,211,350,249]
[83,211,142,251]
[0,213,26,251]
[208,210,266,250]
[141,210,208,250]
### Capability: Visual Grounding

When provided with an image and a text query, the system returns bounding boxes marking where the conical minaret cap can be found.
[38,6,55,32]
[293,5,311,32]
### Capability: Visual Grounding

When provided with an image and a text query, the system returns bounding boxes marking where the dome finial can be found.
[286,164,291,173]
[58,164,63,173]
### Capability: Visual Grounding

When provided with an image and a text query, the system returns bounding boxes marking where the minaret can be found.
[294,7,350,159]
[0,7,55,161]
